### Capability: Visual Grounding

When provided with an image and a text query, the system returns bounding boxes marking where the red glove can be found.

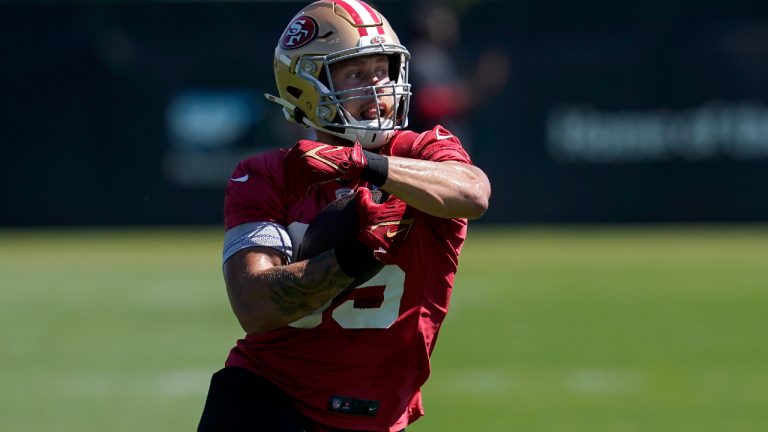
[283,140,367,199]
[354,188,413,264]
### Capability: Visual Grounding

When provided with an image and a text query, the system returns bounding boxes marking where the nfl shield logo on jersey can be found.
[331,397,342,410]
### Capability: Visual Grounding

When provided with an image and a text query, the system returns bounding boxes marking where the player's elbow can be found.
[459,164,491,219]
[228,293,287,335]
[439,178,490,219]
[225,279,283,335]
[463,177,491,220]
[463,189,489,220]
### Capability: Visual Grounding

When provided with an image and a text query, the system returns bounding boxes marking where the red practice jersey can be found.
[222,126,471,431]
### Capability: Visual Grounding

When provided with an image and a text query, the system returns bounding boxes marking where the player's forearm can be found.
[381,158,491,219]
[226,250,353,334]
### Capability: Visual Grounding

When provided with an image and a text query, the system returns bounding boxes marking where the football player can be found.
[198,1,491,431]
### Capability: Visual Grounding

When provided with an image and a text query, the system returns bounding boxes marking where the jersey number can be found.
[289,266,406,329]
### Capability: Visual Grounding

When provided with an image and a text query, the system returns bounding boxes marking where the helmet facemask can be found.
[299,44,412,149]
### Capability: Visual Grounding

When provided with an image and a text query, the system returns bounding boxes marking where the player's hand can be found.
[283,140,368,199]
[354,188,413,264]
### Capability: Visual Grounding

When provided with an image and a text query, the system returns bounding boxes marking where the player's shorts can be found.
[197,367,405,432]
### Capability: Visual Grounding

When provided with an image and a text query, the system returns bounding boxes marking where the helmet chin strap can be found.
[352,128,392,149]
[264,93,301,123]
[264,93,392,149]
[302,116,391,149]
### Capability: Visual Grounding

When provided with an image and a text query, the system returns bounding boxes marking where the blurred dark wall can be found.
[1,1,767,226]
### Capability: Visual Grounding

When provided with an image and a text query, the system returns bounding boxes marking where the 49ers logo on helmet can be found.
[370,35,387,44]
[280,16,319,50]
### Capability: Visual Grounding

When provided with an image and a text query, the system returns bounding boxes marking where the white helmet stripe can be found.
[331,0,384,36]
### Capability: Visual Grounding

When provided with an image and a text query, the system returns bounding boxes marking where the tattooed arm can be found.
[223,247,353,334]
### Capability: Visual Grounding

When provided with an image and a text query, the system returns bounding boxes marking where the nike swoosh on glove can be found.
[283,140,368,199]
[355,187,413,264]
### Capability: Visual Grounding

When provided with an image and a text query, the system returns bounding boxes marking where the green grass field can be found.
[1,226,767,431]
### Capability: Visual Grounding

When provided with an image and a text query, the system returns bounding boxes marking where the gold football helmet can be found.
[265,0,411,149]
